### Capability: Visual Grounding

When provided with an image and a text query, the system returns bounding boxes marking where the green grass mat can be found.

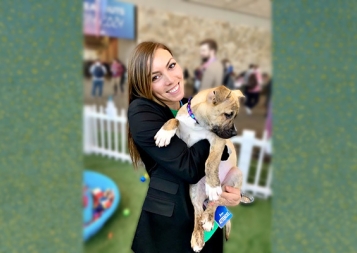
[84,155,271,253]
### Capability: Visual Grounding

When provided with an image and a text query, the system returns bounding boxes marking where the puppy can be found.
[154,85,245,252]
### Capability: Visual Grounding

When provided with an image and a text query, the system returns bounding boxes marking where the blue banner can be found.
[99,0,135,39]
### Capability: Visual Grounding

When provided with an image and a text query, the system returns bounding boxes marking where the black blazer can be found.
[128,98,224,253]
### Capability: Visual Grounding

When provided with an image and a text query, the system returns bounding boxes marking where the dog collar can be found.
[187,97,199,124]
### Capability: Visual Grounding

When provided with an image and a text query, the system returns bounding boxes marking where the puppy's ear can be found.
[233,89,245,102]
[207,85,231,105]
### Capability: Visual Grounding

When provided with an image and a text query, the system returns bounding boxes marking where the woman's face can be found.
[150,48,184,109]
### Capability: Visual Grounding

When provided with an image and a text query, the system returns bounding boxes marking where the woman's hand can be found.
[220,186,241,207]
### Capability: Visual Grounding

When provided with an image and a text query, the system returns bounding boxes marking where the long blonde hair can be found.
[127,41,173,169]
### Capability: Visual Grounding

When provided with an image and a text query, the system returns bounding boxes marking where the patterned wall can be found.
[0,0,83,252]
[272,1,357,252]
[138,6,272,75]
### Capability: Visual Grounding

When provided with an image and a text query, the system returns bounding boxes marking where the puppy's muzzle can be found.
[212,125,237,139]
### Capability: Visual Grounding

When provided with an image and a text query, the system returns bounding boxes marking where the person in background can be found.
[234,71,246,90]
[243,64,255,88]
[110,58,125,95]
[193,67,202,95]
[183,67,190,80]
[119,61,127,94]
[262,72,273,116]
[198,39,224,91]
[244,65,262,115]
[89,59,107,97]
[222,59,235,89]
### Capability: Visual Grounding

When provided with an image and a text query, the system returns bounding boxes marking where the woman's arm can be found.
[128,101,210,184]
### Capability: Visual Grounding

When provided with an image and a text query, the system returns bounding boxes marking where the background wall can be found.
[124,0,271,30]
[272,1,357,252]
[137,6,272,75]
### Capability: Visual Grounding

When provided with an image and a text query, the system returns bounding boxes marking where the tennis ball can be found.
[144,173,149,180]
[123,208,130,216]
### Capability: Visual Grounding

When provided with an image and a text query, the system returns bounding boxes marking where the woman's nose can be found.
[163,74,174,85]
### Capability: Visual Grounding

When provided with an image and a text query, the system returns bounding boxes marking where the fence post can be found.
[253,130,268,196]
[83,106,92,154]
[99,106,105,151]
[91,105,98,151]
[237,130,255,192]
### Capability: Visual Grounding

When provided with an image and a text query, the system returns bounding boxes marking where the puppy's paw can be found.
[201,212,214,232]
[191,231,205,252]
[192,245,203,253]
[154,127,176,147]
[205,184,222,201]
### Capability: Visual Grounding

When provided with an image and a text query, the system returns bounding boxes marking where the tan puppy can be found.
[154,85,244,252]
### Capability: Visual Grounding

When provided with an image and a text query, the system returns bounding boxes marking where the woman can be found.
[110,58,124,95]
[222,59,235,89]
[244,65,262,115]
[127,42,241,253]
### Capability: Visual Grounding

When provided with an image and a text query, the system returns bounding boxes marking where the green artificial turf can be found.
[84,155,271,253]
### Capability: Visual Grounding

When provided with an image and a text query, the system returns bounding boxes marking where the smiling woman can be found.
[126,41,237,253]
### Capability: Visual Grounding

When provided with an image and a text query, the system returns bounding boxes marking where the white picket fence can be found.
[232,131,273,199]
[83,104,273,199]
[83,105,131,162]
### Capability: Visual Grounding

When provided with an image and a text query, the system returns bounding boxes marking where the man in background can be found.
[198,39,224,91]
[90,59,107,97]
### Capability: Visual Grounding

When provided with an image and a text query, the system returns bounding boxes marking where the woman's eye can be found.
[224,112,234,119]
[152,75,159,82]
[169,62,176,69]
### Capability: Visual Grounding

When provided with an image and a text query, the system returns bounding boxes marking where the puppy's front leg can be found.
[205,138,226,201]
[154,119,179,147]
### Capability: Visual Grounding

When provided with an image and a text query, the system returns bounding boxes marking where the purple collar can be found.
[187,97,199,124]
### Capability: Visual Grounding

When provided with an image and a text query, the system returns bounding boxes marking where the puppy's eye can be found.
[224,112,234,119]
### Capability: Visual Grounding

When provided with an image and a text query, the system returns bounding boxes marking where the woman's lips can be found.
[167,82,180,94]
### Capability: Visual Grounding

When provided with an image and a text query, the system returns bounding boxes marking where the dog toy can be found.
[123,208,130,216]
[144,173,149,180]
[100,199,112,209]
[104,189,115,201]
[140,176,146,182]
